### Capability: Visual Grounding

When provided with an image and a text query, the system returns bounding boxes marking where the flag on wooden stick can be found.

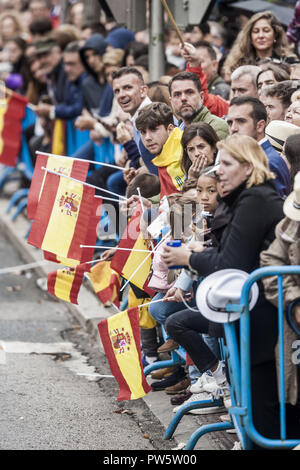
[27,152,89,220]
[98,307,152,401]
[0,89,27,166]
[28,171,96,263]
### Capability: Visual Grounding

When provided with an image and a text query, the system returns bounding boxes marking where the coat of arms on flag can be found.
[28,171,97,263]
[27,152,89,220]
[98,307,152,401]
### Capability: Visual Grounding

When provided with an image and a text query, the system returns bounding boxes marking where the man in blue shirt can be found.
[226,96,291,198]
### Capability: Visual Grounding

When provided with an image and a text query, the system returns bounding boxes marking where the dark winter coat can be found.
[189,179,284,365]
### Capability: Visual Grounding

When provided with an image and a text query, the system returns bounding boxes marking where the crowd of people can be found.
[1,0,300,449]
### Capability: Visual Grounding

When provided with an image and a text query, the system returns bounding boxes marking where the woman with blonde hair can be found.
[161,134,297,447]
[224,11,297,75]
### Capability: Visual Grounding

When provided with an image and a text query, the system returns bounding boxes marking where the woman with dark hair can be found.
[180,122,219,179]
[4,35,30,94]
[283,133,300,184]
[224,11,297,75]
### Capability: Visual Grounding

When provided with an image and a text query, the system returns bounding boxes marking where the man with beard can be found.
[168,71,229,140]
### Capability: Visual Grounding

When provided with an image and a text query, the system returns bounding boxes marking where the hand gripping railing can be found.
[232,265,300,449]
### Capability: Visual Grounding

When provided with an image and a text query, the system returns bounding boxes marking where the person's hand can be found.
[161,244,191,268]
[116,121,133,145]
[34,103,53,117]
[100,248,116,262]
[90,129,103,144]
[118,149,129,168]
[180,42,200,67]
[120,194,152,214]
[75,111,96,131]
[123,167,136,185]
[163,286,177,302]
[188,240,205,253]
[293,304,300,326]
[188,155,208,179]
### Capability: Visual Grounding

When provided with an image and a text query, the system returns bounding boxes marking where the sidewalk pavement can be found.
[0,192,237,451]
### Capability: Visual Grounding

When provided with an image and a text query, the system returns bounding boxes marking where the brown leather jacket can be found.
[260,217,300,405]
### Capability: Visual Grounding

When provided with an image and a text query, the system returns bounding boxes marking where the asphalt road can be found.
[0,226,172,452]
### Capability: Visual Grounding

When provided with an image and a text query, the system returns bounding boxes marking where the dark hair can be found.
[284,134,300,184]
[135,102,173,133]
[261,80,299,109]
[180,122,219,174]
[168,71,202,95]
[112,66,144,84]
[184,22,210,37]
[29,17,53,35]
[256,62,290,88]
[134,54,149,71]
[229,95,267,124]
[192,40,217,61]
[64,40,80,54]
[147,83,171,107]
[126,173,160,199]
[81,22,106,37]
[123,41,148,65]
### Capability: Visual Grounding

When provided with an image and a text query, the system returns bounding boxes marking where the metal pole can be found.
[149,0,165,81]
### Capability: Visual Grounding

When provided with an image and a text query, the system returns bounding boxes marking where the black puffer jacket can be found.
[190,179,284,365]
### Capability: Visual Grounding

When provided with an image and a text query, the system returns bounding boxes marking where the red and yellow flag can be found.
[110,204,155,297]
[51,119,66,155]
[98,307,152,401]
[152,127,184,197]
[0,89,27,166]
[87,260,121,308]
[43,197,102,267]
[47,262,89,304]
[27,152,89,220]
[28,171,96,263]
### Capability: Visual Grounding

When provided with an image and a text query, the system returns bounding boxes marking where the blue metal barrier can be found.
[164,266,300,450]
[236,266,300,450]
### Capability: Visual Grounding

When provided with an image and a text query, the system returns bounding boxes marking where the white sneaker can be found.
[211,380,232,408]
[173,391,225,415]
[189,372,217,394]
[231,441,242,450]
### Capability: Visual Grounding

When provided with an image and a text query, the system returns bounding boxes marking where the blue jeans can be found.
[148,291,196,326]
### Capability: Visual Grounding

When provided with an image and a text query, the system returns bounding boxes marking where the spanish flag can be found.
[51,119,67,155]
[47,262,89,304]
[87,260,121,308]
[43,196,102,267]
[27,152,89,220]
[28,171,95,263]
[128,287,157,329]
[151,127,185,197]
[110,205,155,297]
[0,89,27,167]
[98,307,152,401]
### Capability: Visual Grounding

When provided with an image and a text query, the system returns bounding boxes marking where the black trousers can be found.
[165,308,300,447]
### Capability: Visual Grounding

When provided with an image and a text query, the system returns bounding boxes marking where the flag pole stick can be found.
[161,0,185,47]
[41,166,127,200]
[36,150,126,172]
[94,195,124,203]
[120,231,170,293]
[80,245,155,253]
[137,296,175,308]
[137,187,155,251]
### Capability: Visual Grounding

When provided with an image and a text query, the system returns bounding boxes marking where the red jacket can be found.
[186,63,229,118]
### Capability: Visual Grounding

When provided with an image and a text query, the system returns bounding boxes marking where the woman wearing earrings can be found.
[224,11,297,75]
